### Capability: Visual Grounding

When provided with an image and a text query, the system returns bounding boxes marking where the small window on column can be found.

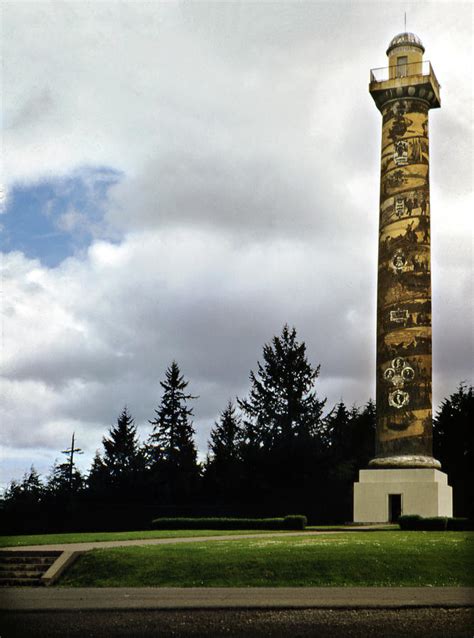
[396,56,408,78]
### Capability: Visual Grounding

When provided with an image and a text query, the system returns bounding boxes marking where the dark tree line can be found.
[2,326,472,533]
[433,383,474,519]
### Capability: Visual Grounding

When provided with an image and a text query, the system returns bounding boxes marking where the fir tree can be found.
[42,460,84,532]
[324,401,351,451]
[87,450,108,494]
[148,362,200,502]
[45,460,83,497]
[433,383,474,517]
[209,401,242,463]
[324,401,359,490]
[236,325,326,516]
[320,400,376,522]
[323,400,376,471]
[238,325,326,450]
[205,401,243,500]
[3,466,45,532]
[4,466,44,506]
[351,399,376,465]
[101,406,144,490]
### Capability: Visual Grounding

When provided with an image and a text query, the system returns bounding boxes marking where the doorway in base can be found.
[388,493,402,522]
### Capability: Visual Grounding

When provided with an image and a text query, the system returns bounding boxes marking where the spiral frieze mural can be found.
[375,97,433,458]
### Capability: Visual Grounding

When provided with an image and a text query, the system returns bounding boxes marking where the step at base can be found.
[0,551,62,587]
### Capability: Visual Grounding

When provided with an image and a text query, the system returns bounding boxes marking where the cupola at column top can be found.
[387,32,425,56]
[369,31,440,109]
[386,32,424,78]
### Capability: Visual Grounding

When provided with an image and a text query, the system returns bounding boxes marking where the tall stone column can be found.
[370,33,440,468]
[353,33,452,522]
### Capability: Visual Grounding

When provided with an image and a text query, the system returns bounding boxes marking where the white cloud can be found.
[0,185,8,213]
[0,1,472,485]
[1,226,376,477]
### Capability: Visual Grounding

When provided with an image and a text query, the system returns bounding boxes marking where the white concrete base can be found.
[353,468,453,523]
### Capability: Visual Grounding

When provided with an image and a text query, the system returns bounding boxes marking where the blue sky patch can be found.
[1,167,122,267]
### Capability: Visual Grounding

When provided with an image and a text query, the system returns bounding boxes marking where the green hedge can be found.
[422,517,448,531]
[398,515,422,530]
[282,515,307,530]
[447,517,472,531]
[399,515,471,531]
[151,515,307,530]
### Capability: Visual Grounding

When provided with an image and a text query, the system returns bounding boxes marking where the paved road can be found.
[2,529,472,637]
[2,586,473,610]
[1,607,473,637]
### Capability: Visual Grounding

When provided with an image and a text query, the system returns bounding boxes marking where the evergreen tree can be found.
[351,399,376,467]
[433,383,474,517]
[237,325,326,517]
[205,401,243,501]
[2,467,45,533]
[101,407,145,493]
[45,460,83,497]
[323,399,375,465]
[209,401,242,462]
[4,466,43,506]
[324,401,351,452]
[87,450,108,495]
[148,362,200,502]
[321,400,376,522]
[41,460,84,533]
[238,325,326,449]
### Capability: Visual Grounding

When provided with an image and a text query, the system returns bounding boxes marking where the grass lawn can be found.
[0,525,374,548]
[59,531,474,587]
[0,528,300,548]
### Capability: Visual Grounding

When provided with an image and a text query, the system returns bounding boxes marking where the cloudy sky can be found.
[1,1,472,487]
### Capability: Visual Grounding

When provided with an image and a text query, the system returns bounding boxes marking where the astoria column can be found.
[353,32,452,521]
[370,32,440,468]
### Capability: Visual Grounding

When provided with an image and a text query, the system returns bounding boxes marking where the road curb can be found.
[1,587,473,611]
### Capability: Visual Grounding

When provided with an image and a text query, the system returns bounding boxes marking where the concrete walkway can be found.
[1,586,473,611]
[0,527,390,553]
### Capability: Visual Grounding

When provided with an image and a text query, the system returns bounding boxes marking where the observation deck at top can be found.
[369,60,441,111]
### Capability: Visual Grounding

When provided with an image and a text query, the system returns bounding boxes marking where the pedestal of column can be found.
[353,468,452,523]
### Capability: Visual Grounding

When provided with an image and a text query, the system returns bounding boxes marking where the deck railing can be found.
[370,60,439,91]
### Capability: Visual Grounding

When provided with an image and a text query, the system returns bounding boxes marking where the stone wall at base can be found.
[353,468,453,523]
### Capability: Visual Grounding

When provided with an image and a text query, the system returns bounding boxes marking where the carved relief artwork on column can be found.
[376,97,432,457]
